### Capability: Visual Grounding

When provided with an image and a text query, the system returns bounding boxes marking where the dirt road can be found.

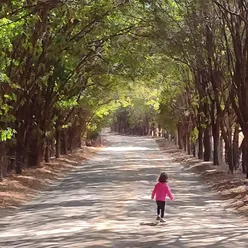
[0,134,247,247]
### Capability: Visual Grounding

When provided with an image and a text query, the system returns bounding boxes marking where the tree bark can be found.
[0,143,6,180]
[177,124,183,149]
[186,132,191,155]
[203,125,211,161]
[44,138,51,163]
[61,129,68,155]
[28,134,45,168]
[242,136,248,179]
[198,128,203,159]
[212,121,220,165]
[55,123,61,158]
[233,125,239,171]
[227,144,234,174]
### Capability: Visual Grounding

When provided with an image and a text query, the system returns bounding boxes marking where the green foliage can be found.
[0,128,16,142]
[0,0,244,173]
[191,127,199,143]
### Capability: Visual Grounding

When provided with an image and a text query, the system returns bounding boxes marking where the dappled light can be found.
[1,1,248,247]
[1,134,248,247]
[104,146,156,152]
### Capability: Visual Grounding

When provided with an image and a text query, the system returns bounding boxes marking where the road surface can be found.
[0,134,247,247]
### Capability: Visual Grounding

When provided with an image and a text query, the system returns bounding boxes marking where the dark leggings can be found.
[156,200,165,218]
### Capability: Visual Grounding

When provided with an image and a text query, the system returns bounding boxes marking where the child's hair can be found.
[158,172,168,183]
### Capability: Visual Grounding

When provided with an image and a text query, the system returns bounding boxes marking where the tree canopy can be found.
[1,0,248,178]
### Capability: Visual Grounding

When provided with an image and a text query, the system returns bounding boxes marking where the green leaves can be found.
[0,128,16,142]
[57,98,78,110]
[0,0,208,146]
[4,93,17,102]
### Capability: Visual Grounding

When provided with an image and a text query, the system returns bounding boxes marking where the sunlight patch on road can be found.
[35,223,89,237]
[93,219,141,232]
[0,232,26,239]
[112,158,171,162]
[104,146,153,151]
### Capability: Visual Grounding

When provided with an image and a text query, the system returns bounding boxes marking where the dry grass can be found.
[0,146,99,211]
[156,138,248,217]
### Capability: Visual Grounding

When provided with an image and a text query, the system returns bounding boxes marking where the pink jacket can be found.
[151,182,174,201]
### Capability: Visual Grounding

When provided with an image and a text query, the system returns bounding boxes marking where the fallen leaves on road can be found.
[0,147,99,211]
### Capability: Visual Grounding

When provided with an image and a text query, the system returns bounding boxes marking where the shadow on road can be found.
[0,134,247,247]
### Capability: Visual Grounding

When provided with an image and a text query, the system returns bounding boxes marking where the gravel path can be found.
[0,134,247,247]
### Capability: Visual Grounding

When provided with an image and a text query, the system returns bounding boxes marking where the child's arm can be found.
[151,184,157,199]
[165,184,174,200]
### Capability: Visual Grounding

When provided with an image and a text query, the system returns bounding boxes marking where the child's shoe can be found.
[156,216,160,220]
[160,218,166,223]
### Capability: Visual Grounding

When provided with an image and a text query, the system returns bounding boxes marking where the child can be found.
[151,172,174,222]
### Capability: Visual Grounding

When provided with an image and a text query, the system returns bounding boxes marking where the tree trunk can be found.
[0,156,3,181]
[198,128,203,159]
[241,139,246,174]
[192,143,196,157]
[177,124,183,149]
[55,124,61,158]
[44,138,51,163]
[7,147,15,173]
[242,136,248,179]
[212,122,220,165]
[227,144,234,174]
[28,137,44,168]
[68,124,77,152]
[15,140,24,174]
[183,134,187,151]
[204,125,211,161]
[187,132,191,155]
[219,137,223,163]
[233,125,239,170]
[0,143,6,180]
[75,125,82,148]
[175,133,178,146]
[61,129,68,155]
[183,124,187,151]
